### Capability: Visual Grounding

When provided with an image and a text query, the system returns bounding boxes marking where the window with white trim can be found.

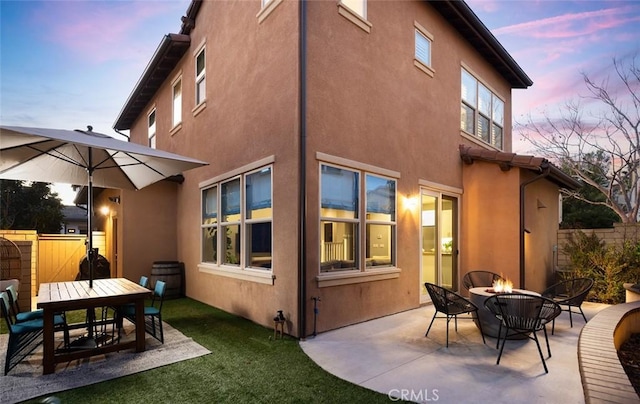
[201,166,272,270]
[148,109,156,149]
[172,77,182,128]
[461,68,505,149]
[415,27,432,68]
[320,164,396,273]
[195,47,206,106]
[341,0,366,18]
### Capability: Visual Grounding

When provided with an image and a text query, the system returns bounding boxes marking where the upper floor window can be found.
[414,22,434,77]
[320,164,396,273]
[172,77,182,128]
[201,166,273,270]
[338,0,370,33]
[415,30,431,66]
[195,47,206,106]
[461,68,505,149]
[341,0,366,18]
[148,109,156,149]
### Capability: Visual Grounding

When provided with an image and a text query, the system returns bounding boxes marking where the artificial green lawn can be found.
[16,298,396,403]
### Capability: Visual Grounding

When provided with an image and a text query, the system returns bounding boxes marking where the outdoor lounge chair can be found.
[542,278,593,334]
[484,293,561,373]
[1,292,44,375]
[462,271,504,294]
[424,282,486,347]
[123,280,166,343]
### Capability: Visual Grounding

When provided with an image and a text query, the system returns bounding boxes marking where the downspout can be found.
[298,0,308,339]
[519,164,551,289]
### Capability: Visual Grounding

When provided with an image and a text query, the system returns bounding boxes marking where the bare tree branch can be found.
[518,55,640,223]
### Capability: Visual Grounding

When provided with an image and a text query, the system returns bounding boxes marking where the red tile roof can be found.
[459,145,581,190]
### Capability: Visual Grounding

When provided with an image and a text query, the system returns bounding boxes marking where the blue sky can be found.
[1,0,639,204]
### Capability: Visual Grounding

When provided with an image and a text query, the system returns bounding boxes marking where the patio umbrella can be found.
[0,125,208,287]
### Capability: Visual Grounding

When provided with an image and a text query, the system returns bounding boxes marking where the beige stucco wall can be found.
[460,161,521,285]
[128,0,301,333]
[521,171,562,292]
[120,0,544,337]
[301,1,514,333]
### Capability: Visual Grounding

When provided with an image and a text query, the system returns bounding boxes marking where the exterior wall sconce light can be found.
[402,195,418,211]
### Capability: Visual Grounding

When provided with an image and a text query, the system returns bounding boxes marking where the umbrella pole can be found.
[88,149,94,289]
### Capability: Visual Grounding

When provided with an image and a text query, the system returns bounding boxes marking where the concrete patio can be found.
[301,302,610,403]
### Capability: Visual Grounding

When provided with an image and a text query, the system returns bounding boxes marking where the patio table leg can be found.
[42,307,55,375]
[134,299,146,352]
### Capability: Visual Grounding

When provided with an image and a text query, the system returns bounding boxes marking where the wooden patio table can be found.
[37,278,151,375]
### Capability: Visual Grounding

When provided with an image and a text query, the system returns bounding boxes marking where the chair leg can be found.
[496,329,507,365]
[532,331,549,373]
[445,315,451,348]
[474,311,486,345]
[543,326,551,357]
[578,306,587,323]
[425,312,437,337]
[569,308,573,327]
[551,318,555,335]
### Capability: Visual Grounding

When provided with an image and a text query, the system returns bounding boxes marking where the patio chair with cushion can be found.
[1,291,44,375]
[424,282,486,347]
[5,284,69,347]
[462,271,504,293]
[542,278,593,334]
[484,293,562,373]
[122,280,166,343]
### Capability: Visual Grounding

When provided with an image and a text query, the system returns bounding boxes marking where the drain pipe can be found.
[297,0,308,339]
[519,164,551,289]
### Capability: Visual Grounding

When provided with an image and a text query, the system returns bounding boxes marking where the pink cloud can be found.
[28,1,187,64]
[493,6,640,39]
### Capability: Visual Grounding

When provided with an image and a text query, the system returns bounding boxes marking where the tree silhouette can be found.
[0,180,64,233]
[519,55,639,223]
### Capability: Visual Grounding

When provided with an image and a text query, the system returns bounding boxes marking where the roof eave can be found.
[113,33,191,131]
[428,0,533,89]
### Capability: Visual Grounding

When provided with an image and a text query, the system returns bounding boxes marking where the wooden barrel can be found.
[150,261,184,299]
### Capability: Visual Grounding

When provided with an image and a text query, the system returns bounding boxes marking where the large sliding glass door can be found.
[420,190,458,303]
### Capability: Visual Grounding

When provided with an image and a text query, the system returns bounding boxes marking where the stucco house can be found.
[105,0,579,337]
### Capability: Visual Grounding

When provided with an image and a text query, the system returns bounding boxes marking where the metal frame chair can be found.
[462,271,504,293]
[424,282,486,347]
[123,280,166,343]
[542,278,593,334]
[5,284,69,347]
[1,292,44,375]
[484,293,561,373]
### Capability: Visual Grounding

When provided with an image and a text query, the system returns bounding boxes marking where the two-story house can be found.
[109,0,578,337]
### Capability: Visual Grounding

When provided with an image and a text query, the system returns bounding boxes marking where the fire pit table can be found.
[469,287,540,339]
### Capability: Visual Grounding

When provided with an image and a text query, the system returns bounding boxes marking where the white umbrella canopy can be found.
[0,126,207,189]
[0,125,208,286]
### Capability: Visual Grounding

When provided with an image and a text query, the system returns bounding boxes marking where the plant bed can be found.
[619,332,640,396]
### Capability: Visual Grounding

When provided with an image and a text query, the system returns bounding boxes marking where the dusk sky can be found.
[1,0,639,204]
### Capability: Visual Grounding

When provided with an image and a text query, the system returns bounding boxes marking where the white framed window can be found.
[460,68,505,149]
[195,47,206,106]
[320,163,396,273]
[338,0,371,33]
[341,0,365,18]
[147,108,156,149]
[172,77,182,128]
[201,166,273,271]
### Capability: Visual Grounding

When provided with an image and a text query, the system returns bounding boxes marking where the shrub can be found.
[563,230,640,304]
